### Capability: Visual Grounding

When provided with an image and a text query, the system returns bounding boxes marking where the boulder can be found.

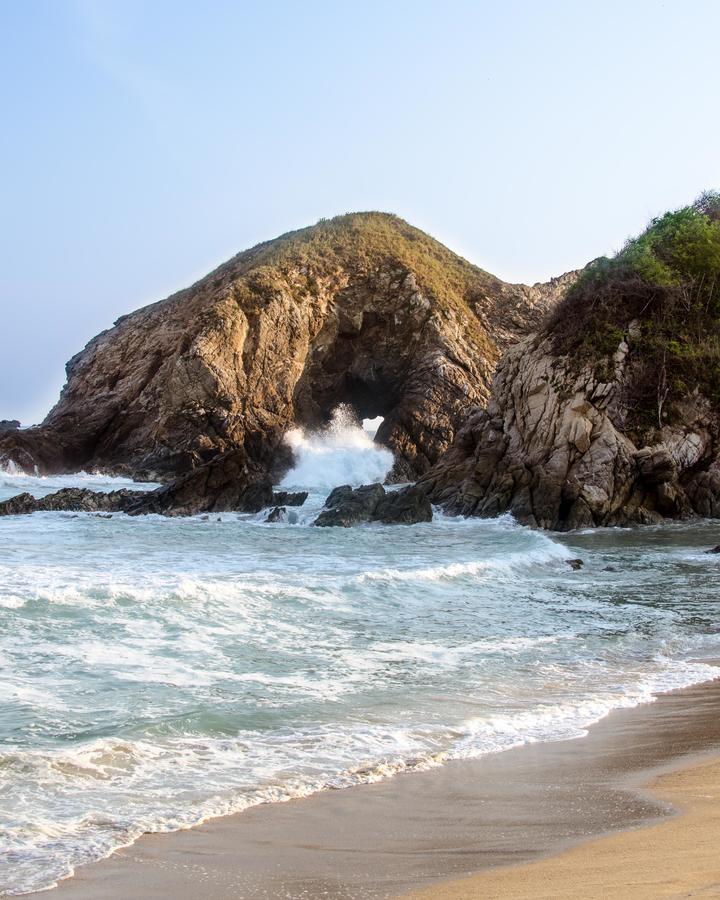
[374,485,432,524]
[314,483,386,527]
[271,490,308,507]
[323,485,353,507]
[314,483,432,527]
[123,450,273,516]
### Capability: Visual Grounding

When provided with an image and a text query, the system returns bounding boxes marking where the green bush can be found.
[548,191,720,437]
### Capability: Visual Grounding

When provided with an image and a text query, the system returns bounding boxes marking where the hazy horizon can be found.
[2,0,719,425]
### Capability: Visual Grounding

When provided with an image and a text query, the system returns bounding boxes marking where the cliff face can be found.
[420,331,720,528]
[0,213,567,481]
[422,195,720,528]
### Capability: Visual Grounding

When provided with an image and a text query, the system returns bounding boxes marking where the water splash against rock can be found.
[280,406,394,491]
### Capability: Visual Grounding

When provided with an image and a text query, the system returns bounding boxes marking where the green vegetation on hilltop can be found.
[548,191,720,433]
[238,211,498,302]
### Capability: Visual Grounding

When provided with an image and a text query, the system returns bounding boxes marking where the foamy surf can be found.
[279,405,394,491]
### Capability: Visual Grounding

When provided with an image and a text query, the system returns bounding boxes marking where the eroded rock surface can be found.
[0,213,572,481]
[422,195,720,529]
[421,331,720,529]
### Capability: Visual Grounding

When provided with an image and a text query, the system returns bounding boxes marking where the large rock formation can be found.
[422,194,720,528]
[0,213,569,482]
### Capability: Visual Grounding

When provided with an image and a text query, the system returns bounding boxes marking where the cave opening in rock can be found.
[303,370,399,451]
[340,373,397,422]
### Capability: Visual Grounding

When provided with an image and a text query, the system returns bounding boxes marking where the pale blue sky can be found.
[2,0,719,424]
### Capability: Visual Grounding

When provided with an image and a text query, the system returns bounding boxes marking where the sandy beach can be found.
[34,671,720,900]
[406,754,720,898]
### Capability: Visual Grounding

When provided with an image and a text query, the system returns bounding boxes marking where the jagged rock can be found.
[314,482,432,526]
[123,450,272,516]
[687,461,720,518]
[420,330,719,529]
[0,451,306,520]
[634,447,677,485]
[0,487,145,516]
[384,458,416,484]
[0,213,574,481]
[265,506,287,523]
[0,420,20,433]
[0,492,39,515]
[420,196,720,529]
[324,485,353,507]
[271,490,308,507]
[315,483,386,527]
[706,545,720,554]
[374,485,432,524]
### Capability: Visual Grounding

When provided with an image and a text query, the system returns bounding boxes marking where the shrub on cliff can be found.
[548,191,720,435]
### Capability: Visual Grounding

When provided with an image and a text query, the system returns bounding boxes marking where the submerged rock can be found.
[566,558,584,570]
[314,483,432,527]
[265,506,287,523]
[706,545,720,554]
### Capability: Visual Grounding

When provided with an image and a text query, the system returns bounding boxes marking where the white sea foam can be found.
[355,543,572,583]
[279,405,394,491]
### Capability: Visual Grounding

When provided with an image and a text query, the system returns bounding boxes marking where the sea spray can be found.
[279,405,394,491]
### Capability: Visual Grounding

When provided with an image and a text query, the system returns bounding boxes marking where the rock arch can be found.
[0,214,564,482]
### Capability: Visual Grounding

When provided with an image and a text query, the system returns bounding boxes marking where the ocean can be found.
[1,415,719,895]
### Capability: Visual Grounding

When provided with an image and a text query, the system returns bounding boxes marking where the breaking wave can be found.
[279,405,394,491]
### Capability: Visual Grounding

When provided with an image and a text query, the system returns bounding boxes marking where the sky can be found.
[1,0,719,425]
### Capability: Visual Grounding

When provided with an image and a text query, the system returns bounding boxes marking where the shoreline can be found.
[404,753,720,898]
[28,669,720,899]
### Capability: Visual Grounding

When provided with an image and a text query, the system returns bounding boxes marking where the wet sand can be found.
[405,754,720,898]
[37,673,720,900]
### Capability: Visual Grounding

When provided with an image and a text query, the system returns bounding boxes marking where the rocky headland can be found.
[0,213,566,485]
[421,193,720,528]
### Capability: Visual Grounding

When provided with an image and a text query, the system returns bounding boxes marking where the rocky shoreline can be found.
[2,201,720,531]
[0,474,432,527]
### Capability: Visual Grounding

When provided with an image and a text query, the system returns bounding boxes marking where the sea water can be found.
[1,415,720,894]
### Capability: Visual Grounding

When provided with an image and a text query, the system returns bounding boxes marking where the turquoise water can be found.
[1,449,720,894]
